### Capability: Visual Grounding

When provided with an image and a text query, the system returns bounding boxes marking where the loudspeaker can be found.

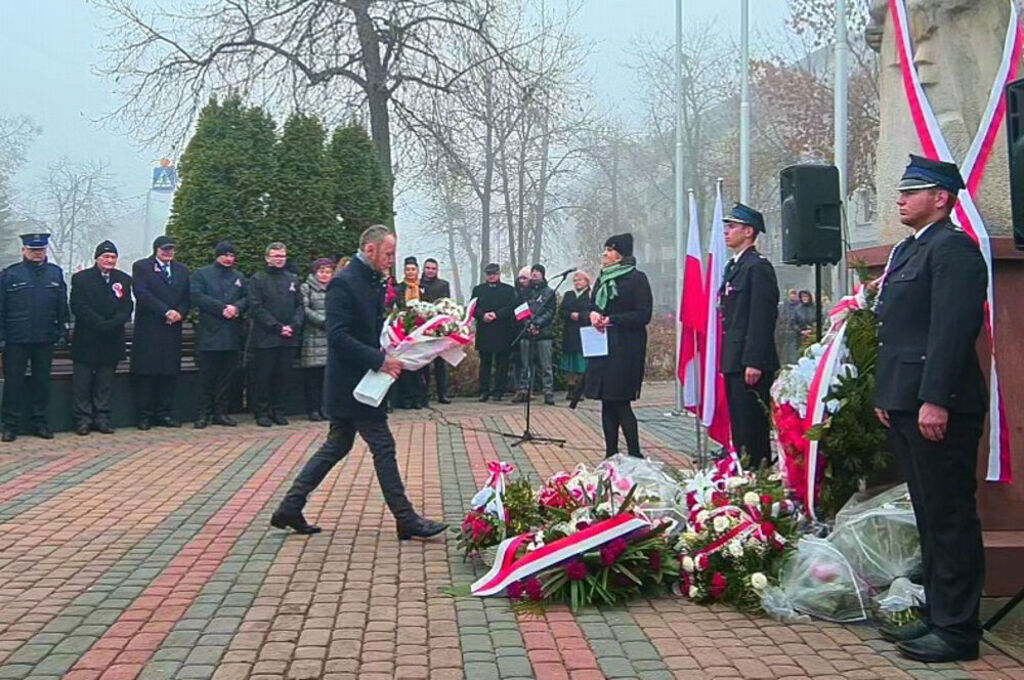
[1006,78,1024,251]
[780,164,842,265]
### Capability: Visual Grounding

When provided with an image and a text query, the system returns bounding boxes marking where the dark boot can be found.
[396,516,448,540]
[270,510,322,535]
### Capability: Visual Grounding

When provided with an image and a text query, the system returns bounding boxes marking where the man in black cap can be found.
[420,257,453,404]
[69,241,133,435]
[873,155,988,663]
[0,233,69,441]
[471,263,517,401]
[190,241,247,428]
[131,235,191,429]
[719,202,779,469]
[513,263,557,405]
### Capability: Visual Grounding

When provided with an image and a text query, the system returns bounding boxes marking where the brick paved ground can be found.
[0,382,1020,680]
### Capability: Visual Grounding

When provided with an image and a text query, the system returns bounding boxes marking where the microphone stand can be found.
[498,270,572,448]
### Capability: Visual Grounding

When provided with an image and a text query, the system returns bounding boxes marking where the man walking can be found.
[873,156,988,663]
[420,257,452,404]
[247,242,303,427]
[191,241,247,428]
[0,233,69,441]
[471,263,517,402]
[70,240,133,435]
[131,235,191,429]
[271,225,447,540]
[513,264,556,405]
[719,203,780,469]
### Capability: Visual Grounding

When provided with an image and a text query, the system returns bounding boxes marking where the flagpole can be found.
[740,0,751,203]
[674,0,685,413]
[834,0,850,294]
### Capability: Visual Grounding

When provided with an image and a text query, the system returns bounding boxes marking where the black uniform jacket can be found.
[470,281,518,353]
[191,263,248,352]
[70,266,133,365]
[323,255,389,422]
[247,267,304,350]
[719,248,780,375]
[583,266,653,402]
[874,219,988,413]
[0,259,69,345]
[130,256,191,375]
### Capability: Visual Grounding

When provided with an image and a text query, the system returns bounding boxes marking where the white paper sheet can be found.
[580,326,609,357]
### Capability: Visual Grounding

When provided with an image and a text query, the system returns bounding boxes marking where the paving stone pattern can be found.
[0,383,1019,679]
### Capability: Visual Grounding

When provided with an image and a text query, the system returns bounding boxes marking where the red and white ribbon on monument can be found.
[890,0,1022,483]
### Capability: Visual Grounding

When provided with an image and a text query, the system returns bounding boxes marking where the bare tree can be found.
[0,115,41,235]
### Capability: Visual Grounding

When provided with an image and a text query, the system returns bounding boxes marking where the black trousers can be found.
[132,373,178,422]
[198,350,239,418]
[251,347,294,417]
[72,362,116,427]
[426,358,448,399]
[303,366,325,415]
[889,410,985,646]
[397,367,427,408]
[478,350,510,397]
[1,342,54,431]
[724,371,773,468]
[278,418,416,524]
[601,399,641,458]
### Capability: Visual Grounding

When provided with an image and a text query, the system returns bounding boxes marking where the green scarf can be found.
[594,261,635,311]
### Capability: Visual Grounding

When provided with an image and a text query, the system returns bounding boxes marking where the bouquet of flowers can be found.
[455,461,543,559]
[353,297,476,407]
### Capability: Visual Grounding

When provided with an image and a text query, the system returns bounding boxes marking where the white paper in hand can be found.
[353,369,397,407]
[580,326,609,357]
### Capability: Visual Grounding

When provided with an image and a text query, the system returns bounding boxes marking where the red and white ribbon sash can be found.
[471,460,515,523]
[890,0,1020,483]
[470,514,649,597]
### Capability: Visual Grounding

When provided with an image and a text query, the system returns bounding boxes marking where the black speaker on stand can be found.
[780,164,843,338]
[1005,78,1024,251]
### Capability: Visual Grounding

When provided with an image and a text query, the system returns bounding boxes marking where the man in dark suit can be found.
[70,240,133,435]
[271,225,447,540]
[719,203,780,469]
[420,257,452,404]
[190,241,247,428]
[873,156,988,663]
[131,235,191,429]
[471,263,517,402]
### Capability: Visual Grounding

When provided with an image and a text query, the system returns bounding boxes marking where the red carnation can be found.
[760,493,773,507]
[710,571,728,599]
[565,560,587,581]
[648,550,662,572]
[575,521,590,531]
[507,581,523,600]
[524,577,544,601]
[759,521,776,540]
[711,492,729,508]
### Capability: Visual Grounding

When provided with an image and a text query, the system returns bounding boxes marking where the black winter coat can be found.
[70,266,133,365]
[323,255,389,422]
[560,288,591,355]
[583,266,653,401]
[420,276,451,302]
[471,281,518,353]
[520,281,556,340]
[130,256,191,375]
[0,259,69,345]
[875,219,988,413]
[247,267,304,349]
[191,263,248,352]
[719,248,780,375]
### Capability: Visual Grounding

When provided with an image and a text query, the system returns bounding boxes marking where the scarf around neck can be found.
[594,258,635,311]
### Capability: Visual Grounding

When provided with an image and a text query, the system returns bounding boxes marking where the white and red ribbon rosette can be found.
[471,461,515,524]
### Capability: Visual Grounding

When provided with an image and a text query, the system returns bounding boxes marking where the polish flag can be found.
[514,302,532,321]
[678,191,705,412]
[700,185,733,449]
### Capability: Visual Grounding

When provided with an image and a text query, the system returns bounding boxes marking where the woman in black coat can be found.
[558,271,591,401]
[583,233,652,458]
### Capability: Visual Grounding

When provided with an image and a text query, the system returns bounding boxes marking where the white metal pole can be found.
[834,0,850,293]
[740,0,750,204]
[674,0,685,413]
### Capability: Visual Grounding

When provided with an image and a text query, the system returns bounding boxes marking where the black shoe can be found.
[878,619,929,643]
[1,430,15,443]
[438,396,452,405]
[93,422,114,434]
[271,414,289,426]
[491,394,503,402]
[211,415,237,427]
[154,417,180,428]
[256,416,274,427]
[396,517,449,540]
[544,395,555,406]
[75,423,91,436]
[895,632,978,662]
[411,403,423,410]
[34,427,54,440]
[194,417,209,430]
[137,419,151,431]
[386,403,394,414]
[270,510,322,535]
[308,412,324,422]
[478,393,490,402]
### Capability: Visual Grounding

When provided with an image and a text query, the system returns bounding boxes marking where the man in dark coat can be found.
[873,156,988,663]
[719,202,780,469]
[513,264,557,405]
[471,263,517,402]
[420,257,453,404]
[131,235,191,429]
[271,225,447,540]
[0,233,69,441]
[191,241,247,428]
[247,241,303,427]
[70,240,133,435]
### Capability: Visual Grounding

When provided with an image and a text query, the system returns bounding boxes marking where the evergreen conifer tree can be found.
[327,123,393,247]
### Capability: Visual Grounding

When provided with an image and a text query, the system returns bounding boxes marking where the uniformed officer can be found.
[0,233,69,442]
[719,203,780,469]
[873,155,988,663]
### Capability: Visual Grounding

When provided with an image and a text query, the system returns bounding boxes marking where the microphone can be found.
[551,266,577,279]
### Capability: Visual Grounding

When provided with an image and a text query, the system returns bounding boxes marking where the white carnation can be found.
[727,541,744,558]
[743,491,760,506]
[726,476,748,490]
[750,572,768,590]
[688,585,699,598]
[712,515,730,533]
[682,556,695,573]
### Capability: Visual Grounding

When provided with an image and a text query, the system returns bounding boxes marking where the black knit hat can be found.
[531,263,546,277]
[215,241,236,257]
[153,235,176,251]
[604,232,634,257]
[94,240,118,259]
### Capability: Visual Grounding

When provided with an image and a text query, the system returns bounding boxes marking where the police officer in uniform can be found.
[873,156,988,663]
[0,233,69,441]
[719,204,780,468]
